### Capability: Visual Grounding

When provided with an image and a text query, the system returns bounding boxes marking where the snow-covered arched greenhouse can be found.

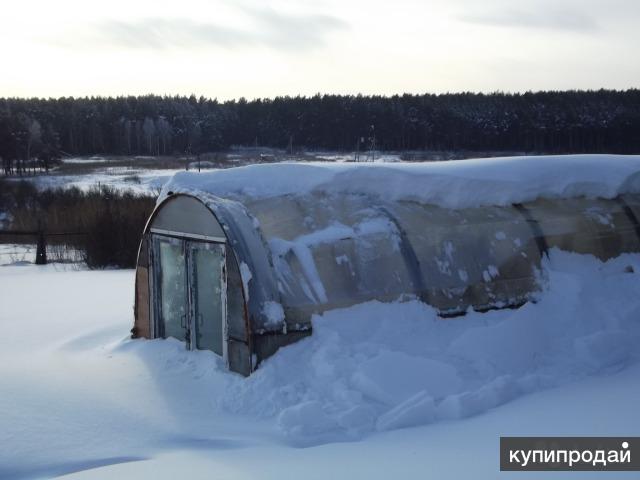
[132,155,640,376]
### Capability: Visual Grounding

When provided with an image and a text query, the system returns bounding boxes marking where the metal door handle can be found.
[180,314,186,328]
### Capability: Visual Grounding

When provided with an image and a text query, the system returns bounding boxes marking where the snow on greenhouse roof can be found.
[160,154,640,208]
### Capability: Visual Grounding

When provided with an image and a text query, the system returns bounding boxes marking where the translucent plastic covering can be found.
[524,196,640,260]
[243,193,546,320]
[142,191,640,330]
[135,180,640,375]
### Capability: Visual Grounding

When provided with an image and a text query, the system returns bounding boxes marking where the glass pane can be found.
[158,240,187,342]
[192,243,225,355]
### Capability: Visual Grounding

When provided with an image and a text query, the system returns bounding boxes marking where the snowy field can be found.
[9,153,640,201]
[1,248,639,479]
[9,151,402,195]
[0,244,35,266]
[24,167,182,195]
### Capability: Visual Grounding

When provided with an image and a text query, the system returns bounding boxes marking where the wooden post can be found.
[35,230,47,265]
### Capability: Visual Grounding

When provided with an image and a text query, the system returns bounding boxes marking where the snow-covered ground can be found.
[1,248,639,479]
[26,168,183,195]
[16,149,404,195]
[309,151,402,163]
[0,244,35,266]
[10,154,640,201]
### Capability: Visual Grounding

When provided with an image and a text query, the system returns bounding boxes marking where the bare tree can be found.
[27,119,42,173]
[142,117,157,155]
[187,121,203,170]
[156,117,172,155]
[122,118,132,155]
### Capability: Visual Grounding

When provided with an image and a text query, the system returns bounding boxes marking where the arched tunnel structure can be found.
[133,159,640,376]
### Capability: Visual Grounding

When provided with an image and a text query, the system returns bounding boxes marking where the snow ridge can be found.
[161,155,640,209]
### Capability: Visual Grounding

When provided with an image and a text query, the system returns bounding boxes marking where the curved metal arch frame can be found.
[135,190,640,375]
[134,192,277,375]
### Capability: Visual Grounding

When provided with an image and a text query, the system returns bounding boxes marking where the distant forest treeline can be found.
[1,90,639,170]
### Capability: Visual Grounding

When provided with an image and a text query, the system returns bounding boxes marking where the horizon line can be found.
[2,87,639,103]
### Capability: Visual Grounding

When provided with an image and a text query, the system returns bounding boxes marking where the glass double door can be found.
[155,235,226,356]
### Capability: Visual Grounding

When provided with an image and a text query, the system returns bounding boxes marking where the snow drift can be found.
[219,248,640,445]
[1,250,640,478]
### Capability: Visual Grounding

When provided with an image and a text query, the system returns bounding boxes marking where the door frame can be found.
[186,239,228,361]
[150,231,228,364]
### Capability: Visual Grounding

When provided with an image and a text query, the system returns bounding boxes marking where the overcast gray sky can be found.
[1,0,639,99]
